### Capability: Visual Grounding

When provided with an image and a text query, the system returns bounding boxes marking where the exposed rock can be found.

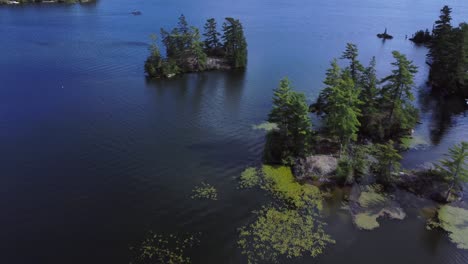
[293,155,338,181]
[397,170,462,203]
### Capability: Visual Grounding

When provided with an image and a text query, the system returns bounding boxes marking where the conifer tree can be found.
[371,140,402,186]
[222,17,248,68]
[380,51,418,138]
[436,142,468,200]
[313,59,341,115]
[340,43,364,83]
[203,18,221,54]
[266,78,312,164]
[323,71,362,150]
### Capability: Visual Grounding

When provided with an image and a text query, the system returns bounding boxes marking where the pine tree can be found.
[203,18,221,54]
[222,17,248,68]
[340,43,364,83]
[323,71,362,150]
[313,59,341,115]
[144,34,163,77]
[359,57,382,138]
[190,27,207,71]
[266,78,312,164]
[371,140,402,186]
[380,51,419,138]
[436,142,468,201]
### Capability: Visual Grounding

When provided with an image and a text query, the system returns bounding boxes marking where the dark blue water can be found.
[1,1,467,263]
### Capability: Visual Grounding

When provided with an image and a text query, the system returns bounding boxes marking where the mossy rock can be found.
[436,205,468,249]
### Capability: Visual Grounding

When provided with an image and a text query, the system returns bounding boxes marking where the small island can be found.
[377,28,393,39]
[0,0,94,4]
[411,5,468,98]
[144,15,248,79]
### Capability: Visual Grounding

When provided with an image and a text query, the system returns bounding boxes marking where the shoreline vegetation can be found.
[410,5,468,98]
[0,0,94,4]
[144,15,247,79]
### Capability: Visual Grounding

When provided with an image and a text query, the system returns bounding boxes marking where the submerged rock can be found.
[293,155,338,181]
[349,184,406,230]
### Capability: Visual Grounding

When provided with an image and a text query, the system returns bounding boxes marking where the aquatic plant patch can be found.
[191,182,218,200]
[238,206,335,264]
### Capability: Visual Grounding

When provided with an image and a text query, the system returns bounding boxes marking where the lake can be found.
[0,0,467,263]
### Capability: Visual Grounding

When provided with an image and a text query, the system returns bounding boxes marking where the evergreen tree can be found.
[203,18,221,54]
[222,17,248,68]
[380,51,419,138]
[436,142,468,201]
[265,78,312,165]
[189,27,207,71]
[313,59,341,115]
[359,57,383,138]
[428,5,458,93]
[371,140,402,186]
[323,71,362,150]
[340,43,364,83]
[144,34,163,77]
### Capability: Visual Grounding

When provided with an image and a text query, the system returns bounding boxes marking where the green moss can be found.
[437,205,468,249]
[354,213,380,230]
[191,182,217,200]
[252,122,279,132]
[130,232,199,264]
[239,167,261,188]
[238,207,335,264]
[262,165,322,209]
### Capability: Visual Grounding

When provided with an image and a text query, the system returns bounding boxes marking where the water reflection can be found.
[419,90,467,145]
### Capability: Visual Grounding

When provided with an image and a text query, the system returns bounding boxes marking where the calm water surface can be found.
[1,0,467,263]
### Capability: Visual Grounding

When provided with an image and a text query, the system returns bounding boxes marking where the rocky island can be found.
[144,15,247,79]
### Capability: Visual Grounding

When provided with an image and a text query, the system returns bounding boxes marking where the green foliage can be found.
[426,5,468,96]
[238,206,335,264]
[410,29,432,44]
[203,18,222,55]
[313,59,341,115]
[130,232,199,264]
[370,140,402,186]
[357,185,386,207]
[239,167,261,188]
[265,78,312,165]
[380,51,419,138]
[337,145,370,184]
[340,43,364,83]
[436,205,468,249]
[436,142,468,199]
[191,182,218,200]
[262,165,322,209]
[222,17,248,68]
[322,71,362,148]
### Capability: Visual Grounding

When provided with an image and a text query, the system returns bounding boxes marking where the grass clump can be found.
[130,232,199,264]
[191,182,217,200]
[262,165,322,209]
[239,167,261,188]
[238,206,335,264]
[358,186,386,208]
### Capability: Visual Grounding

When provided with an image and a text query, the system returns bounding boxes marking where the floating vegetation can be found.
[237,165,333,263]
[351,185,406,230]
[191,182,218,200]
[252,122,279,132]
[354,212,380,230]
[429,205,468,249]
[130,232,200,264]
[262,165,322,209]
[238,206,335,264]
[239,167,261,189]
